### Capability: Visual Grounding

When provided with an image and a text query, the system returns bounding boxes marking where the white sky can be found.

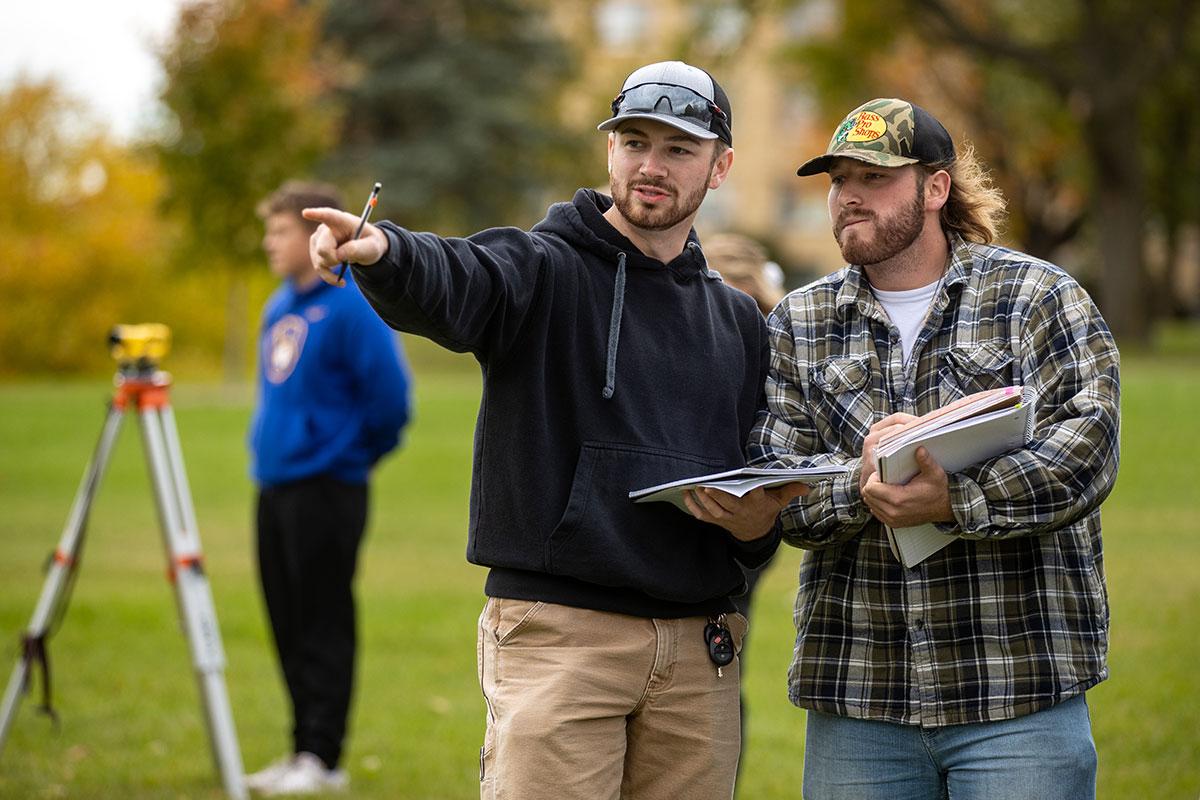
[0,0,186,139]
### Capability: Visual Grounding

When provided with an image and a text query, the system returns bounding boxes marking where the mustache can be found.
[834,211,876,237]
[629,178,673,193]
[836,210,875,229]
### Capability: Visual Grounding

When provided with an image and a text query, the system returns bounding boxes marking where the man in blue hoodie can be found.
[303,63,803,799]
[246,181,412,797]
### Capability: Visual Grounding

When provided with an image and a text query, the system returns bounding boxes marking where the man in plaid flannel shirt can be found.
[684,99,1120,799]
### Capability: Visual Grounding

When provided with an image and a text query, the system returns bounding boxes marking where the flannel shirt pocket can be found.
[809,353,875,451]
[939,340,1015,403]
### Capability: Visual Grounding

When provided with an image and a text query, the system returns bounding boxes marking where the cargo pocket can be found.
[546,442,735,603]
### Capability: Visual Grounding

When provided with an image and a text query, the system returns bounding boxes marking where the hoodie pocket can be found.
[546,442,738,603]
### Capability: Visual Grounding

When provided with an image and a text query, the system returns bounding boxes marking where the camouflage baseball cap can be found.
[796,98,955,176]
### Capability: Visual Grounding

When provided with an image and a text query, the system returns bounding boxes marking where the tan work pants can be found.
[477,598,745,800]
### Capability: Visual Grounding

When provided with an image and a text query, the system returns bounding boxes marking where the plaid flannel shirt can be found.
[749,235,1120,727]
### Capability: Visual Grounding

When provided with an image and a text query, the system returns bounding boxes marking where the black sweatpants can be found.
[256,476,367,770]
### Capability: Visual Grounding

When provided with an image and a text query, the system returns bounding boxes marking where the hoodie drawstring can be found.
[602,251,627,400]
[688,240,719,278]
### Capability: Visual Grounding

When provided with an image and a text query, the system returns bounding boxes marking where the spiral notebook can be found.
[875,385,1036,567]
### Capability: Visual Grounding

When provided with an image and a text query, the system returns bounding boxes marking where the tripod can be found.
[0,346,247,799]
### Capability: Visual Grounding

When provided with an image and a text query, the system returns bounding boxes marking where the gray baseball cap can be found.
[597,61,733,146]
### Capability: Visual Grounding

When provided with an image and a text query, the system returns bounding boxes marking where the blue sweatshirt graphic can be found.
[250,274,411,487]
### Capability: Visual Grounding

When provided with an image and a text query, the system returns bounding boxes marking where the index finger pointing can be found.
[301,206,358,235]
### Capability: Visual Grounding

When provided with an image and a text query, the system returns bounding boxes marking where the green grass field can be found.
[1,344,1198,799]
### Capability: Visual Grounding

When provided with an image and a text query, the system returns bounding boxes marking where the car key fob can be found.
[705,620,735,667]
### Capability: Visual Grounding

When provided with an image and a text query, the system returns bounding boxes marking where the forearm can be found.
[953,310,1121,538]
[747,442,871,548]
[777,459,871,548]
[354,223,540,358]
[351,225,475,353]
[951,395,1120,538]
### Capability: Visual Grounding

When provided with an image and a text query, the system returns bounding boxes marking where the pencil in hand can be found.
[336,182,382,282]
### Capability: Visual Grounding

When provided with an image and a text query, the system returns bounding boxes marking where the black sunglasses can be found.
[611,83,727,128]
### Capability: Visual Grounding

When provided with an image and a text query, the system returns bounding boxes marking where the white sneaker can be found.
[253,751,348,796]
[245,754,295,792]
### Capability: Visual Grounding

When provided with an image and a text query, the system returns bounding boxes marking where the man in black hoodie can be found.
[303,61,803,799]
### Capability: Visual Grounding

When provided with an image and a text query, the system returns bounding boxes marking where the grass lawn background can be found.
[0,337,1197,798]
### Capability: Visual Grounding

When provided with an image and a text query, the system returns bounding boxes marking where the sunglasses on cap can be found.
[611,83,728,132]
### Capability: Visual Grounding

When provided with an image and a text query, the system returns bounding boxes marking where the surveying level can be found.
[0,325,247,800]
[109,322,172,368]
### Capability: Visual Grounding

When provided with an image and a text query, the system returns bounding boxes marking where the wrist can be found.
[733,518,780,547]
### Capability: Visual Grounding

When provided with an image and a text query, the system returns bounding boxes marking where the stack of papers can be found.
[875,385,1035,566]
[630,465,847,513]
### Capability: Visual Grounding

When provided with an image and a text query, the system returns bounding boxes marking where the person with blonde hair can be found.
[685,98,1119,800]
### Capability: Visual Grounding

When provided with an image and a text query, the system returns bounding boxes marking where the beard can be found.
[834,184,926,266]
[609,175,709,232]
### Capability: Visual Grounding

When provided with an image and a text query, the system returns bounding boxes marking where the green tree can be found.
[154,0,339,381]
[1142,19,1200,320]
[901,0,1198,344]
[0,79,172,374]
[782,4,1087,263]
[319,0,588,234]
[777,0,1199,344]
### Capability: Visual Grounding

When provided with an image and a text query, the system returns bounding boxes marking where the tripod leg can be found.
[0,402,126,756]
[138,405,247,800]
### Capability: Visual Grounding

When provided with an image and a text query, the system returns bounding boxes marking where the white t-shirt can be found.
[872,277,941,366]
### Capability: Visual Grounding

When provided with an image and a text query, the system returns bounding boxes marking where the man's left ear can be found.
[925,169,951,212]
[709,147,735,189]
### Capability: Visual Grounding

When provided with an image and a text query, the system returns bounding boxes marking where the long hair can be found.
[925,144,1006,244]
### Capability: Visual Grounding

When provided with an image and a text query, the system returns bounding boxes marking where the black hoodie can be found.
[355,189,776,618]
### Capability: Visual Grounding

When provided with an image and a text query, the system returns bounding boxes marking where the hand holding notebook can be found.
[873,385,1035,566]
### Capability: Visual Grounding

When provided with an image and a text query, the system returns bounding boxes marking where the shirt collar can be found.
[834,232,974,318]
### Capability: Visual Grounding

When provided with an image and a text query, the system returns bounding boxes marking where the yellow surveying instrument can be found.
[0,324,247,799]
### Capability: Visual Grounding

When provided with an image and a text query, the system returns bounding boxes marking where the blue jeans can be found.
[802,694,1097,800]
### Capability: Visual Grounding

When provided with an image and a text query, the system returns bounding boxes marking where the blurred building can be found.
[551,0,847,284]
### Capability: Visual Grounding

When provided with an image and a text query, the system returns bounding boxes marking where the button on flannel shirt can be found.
[749,235,1120,727]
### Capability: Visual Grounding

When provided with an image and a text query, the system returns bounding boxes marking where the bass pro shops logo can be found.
[835,111,887,144]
